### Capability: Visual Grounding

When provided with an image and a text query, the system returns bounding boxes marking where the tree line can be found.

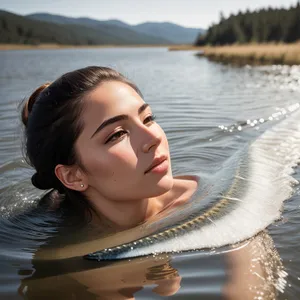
[196,2,300,45]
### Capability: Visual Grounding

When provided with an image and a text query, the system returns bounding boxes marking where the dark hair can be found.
[21,66,142,214]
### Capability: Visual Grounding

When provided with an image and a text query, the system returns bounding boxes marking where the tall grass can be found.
[198,43,300,65]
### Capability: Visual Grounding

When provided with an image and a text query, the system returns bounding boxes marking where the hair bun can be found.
[31,172,53,190]
[22,82,51,126]
[31,171,64,193]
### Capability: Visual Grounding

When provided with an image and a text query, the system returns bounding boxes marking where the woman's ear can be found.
[55,164,87,191]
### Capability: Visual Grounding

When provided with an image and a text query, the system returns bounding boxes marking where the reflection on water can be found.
[1,48,300,299]
[224,232,287,300]
[19,232,285,300]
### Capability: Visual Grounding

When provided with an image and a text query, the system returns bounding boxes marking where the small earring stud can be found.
[80,184,84,188]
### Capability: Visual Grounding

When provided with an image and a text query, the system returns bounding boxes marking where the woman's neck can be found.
[86,175,199,231]
[89,196,163,230]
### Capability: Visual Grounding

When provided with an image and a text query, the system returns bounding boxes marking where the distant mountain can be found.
[28,13,205,44]
[27,13,131,28]
[133,22,204,44]
[0,10,171,45]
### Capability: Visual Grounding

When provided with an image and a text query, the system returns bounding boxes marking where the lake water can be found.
[0,47,300,299]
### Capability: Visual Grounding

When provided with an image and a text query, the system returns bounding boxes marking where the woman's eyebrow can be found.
[138,103,149,114]
[90,103,150,138]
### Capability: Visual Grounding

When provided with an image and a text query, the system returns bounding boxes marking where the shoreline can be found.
[195,43,300,66]
[0,43,176,51]
[2,43,300,66]
[168,45,203,51]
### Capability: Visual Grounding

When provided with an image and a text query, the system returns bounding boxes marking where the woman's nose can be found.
[142,127,162,153]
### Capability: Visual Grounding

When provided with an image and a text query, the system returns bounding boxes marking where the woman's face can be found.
[75,81,173,202]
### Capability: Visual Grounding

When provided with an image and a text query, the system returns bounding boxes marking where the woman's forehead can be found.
[80,81,146,133]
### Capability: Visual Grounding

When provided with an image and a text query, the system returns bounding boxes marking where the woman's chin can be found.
[152,173,174,195]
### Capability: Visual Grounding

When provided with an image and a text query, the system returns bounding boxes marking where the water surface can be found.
[0,47,300,299]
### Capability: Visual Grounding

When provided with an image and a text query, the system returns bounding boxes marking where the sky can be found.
[1,0,298,29]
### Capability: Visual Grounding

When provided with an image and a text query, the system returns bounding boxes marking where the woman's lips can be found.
[145,156,168,174]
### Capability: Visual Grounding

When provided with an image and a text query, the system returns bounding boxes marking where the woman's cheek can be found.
[108,148,135,166]
[106,148,137,175]
[107,139,135,160]
[86,156,111,177]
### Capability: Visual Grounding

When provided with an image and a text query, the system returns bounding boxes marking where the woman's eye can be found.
[105,130,127,144]
[144,114,156,124]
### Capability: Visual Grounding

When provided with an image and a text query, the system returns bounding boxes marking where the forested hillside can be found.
[196,2,300,45]
[0,10,171,45]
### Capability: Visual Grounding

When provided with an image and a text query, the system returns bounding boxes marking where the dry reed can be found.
[197,43,300,65]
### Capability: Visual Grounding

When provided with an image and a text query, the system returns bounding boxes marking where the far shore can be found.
[0,43,177,51]
[2,43,300,65]
[168,45,203,51]
[195,43,300,66]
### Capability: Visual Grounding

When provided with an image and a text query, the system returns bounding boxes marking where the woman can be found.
[22,66,198,231]
[20,66,286,300]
